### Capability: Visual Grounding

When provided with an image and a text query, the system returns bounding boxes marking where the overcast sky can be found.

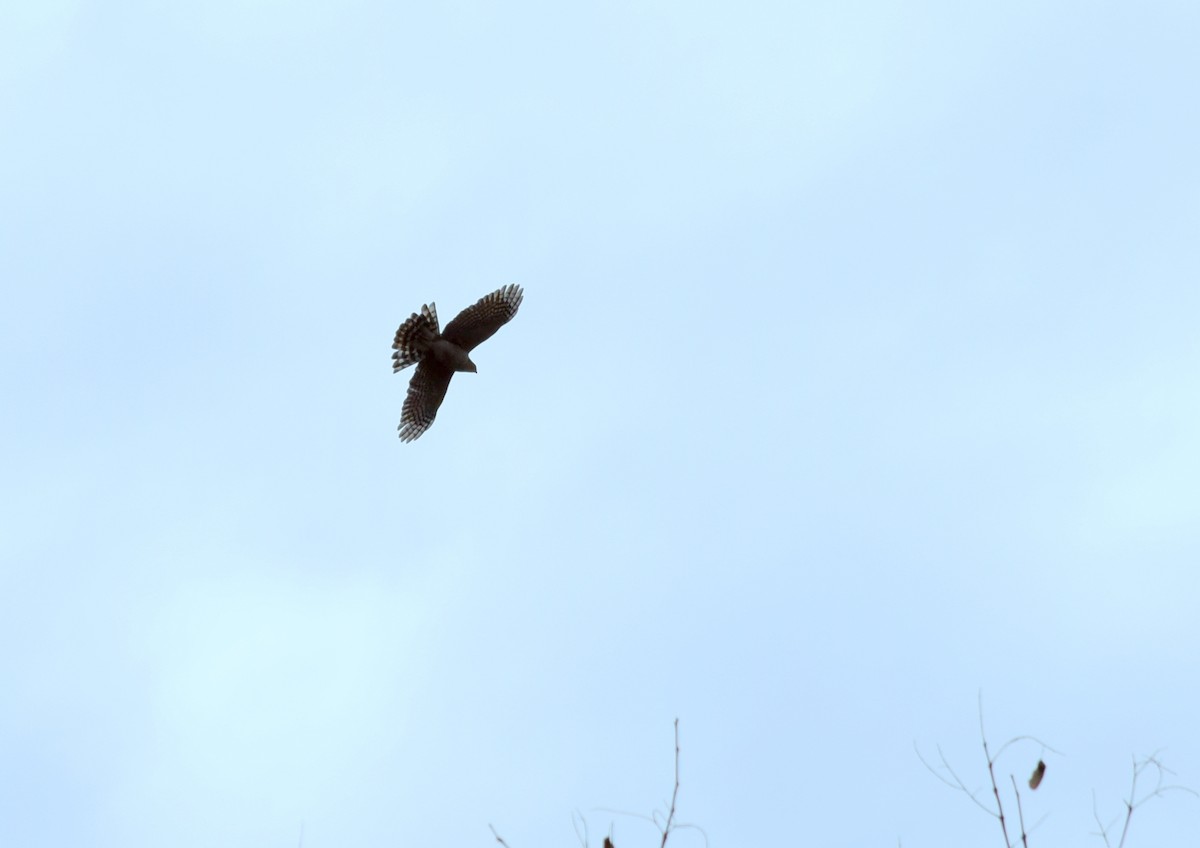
[2,2,1199,846]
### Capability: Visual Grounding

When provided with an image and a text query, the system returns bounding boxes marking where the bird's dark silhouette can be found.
[391,284,524,441]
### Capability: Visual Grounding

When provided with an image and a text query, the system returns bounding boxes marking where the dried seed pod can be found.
[1029,759,1046,790]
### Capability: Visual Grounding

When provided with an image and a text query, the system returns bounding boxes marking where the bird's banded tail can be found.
[391,303,440,371]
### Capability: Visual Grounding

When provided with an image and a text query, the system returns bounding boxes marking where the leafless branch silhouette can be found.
[1092,752,1200,848]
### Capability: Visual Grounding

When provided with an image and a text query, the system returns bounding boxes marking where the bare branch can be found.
[488,824,512,848]
[922,695,1066,848]
[1090,752,1198,848]
[983,734,1012,848]
[659,718,681,848]
[978,694,1013,848]
[572,809,589,848]
[1010,774,1029,848]
[914,741,996,816]
[994,736,1066,762]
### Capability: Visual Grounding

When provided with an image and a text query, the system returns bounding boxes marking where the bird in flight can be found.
[391,284,524,441]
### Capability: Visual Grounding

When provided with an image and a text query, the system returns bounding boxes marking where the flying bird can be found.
[391,284,524,441]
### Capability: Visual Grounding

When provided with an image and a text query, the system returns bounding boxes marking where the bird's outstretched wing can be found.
[398,360,454,442]
[441,284,524,352]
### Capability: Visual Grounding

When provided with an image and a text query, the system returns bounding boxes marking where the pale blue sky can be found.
[2,2,1199,846]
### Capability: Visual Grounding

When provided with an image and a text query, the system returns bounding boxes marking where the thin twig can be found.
[572,809,589,848]
[1093,789,1112,848]
[489,824,512,848]
[660,718,681,848]
[1091,753,1199,848]
[1010,774,1029,848]
[978,695,1013,848]
[994,736,1064,762]
[983,735,1012,848]
[1115,755,1138,848]
[914,742,996,816]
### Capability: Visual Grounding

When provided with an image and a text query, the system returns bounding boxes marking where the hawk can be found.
[391,284,524,441]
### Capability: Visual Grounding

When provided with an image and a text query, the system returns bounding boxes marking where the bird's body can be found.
[425,338,478,373]
[391,284,524,441]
